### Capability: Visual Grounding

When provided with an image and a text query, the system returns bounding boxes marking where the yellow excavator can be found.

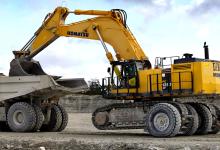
[9,7,220,137]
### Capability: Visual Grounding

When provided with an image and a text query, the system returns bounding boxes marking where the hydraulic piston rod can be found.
[71,10,112,16]
[93,25,121,78]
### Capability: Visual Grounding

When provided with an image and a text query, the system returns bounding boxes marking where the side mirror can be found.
[107,67,111,73]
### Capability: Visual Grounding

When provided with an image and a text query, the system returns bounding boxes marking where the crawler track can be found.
[92,101,220,137]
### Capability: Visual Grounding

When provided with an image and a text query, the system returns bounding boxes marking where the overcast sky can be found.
[0,0,220,81]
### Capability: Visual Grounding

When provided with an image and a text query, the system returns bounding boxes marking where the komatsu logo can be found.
[67,31,89,37]
[213,62,220,71]
[213,62,220,77]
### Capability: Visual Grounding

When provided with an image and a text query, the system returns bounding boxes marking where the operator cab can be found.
[110,60,140,89]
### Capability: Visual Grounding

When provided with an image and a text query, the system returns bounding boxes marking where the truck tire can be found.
[208,104,220,134]
[41,105,62,132]
[191,103,212,135]
[7,102,36,132]
[170,102,188,134]
[32,104,44,132]
[145,103,181,137]
[57,104,68,131]
[182,104,199,135]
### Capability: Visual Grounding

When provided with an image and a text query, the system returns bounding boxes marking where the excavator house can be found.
[5,7,220,137]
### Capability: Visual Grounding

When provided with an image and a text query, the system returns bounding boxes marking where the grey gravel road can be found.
[0,113,219,150]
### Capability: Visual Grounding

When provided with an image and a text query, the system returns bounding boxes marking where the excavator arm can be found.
[9,7,151,76]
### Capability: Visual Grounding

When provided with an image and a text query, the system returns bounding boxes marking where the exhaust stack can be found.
[204,42,209,59]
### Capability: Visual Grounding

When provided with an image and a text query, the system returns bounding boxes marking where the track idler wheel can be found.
[145,103,181,137]
[94,111,109,126]
[92,111,109,130]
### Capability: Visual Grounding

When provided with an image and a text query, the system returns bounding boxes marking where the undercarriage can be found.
[92,100,220,137]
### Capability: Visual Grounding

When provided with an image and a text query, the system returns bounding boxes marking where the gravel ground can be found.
[0,113,220,150]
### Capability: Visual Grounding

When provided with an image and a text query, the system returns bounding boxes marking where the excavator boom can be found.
[9,7,150,77]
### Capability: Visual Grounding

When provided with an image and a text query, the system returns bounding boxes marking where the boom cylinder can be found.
[71,10,111,16]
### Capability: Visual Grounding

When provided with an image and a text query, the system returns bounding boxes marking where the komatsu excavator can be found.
[6,7,220,137]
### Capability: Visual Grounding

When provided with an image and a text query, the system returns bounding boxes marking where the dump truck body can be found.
[0,75,87,102]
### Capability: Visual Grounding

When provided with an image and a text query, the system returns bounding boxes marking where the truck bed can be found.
[0,75,88,102]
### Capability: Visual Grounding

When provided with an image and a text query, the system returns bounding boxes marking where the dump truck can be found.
[4,7,220,137]
[0,74,87,132]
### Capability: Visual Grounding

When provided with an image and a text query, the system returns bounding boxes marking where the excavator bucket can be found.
[9,58,47,76]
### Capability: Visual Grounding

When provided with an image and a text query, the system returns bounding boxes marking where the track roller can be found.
[41,104,62,132]
[7,102,36,132]
[145,103,181,137]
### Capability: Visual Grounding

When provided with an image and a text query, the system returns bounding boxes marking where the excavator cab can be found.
[102,60,143,98]
[110,60,139,89]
